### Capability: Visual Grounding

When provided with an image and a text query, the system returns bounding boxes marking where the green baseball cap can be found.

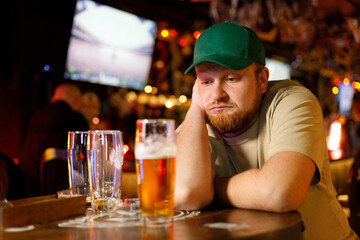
[184,21,266,74]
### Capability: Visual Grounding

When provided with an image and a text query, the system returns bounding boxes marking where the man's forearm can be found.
[174,106,214,210]
[214,170,293,212]
[213,151,315,213]
[213,169,268,210]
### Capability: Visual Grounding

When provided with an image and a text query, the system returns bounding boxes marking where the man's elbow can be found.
[264,192,304,213]
[174,187,213,210]
[266,200,301,213]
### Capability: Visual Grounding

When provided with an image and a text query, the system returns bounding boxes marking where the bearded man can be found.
[174,21,358,240]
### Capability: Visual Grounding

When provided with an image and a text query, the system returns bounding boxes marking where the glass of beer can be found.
[67,131,91,204]
[135,119,176,227]
[87,130,123,211]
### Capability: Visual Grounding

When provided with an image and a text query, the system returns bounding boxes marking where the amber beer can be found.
[136,156,176,219]
[135,119,176,226]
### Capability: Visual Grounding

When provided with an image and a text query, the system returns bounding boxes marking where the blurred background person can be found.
[20,83,89,197]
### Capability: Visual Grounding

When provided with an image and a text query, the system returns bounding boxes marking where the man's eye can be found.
[225,77,238,82]
[201,80,211,85]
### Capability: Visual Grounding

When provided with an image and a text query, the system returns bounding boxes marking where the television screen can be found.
[64,0,157,90]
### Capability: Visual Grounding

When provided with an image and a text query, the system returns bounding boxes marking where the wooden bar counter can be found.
[1,206,303,240]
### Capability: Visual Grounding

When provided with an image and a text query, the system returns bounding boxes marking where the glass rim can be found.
[68,131,88,134]
[88,130,122,134]
[136,118,174,123]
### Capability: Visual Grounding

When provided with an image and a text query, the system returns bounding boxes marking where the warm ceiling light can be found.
[92,117,99,125]
[155,60,164,69]
[332,86,339,95]
[161,29,169,38]
[193,31,201,39]
[123,144,129,155]
[169,29,177,37]
[151,87,158,94]
[355,82,360,90]
[179,38,187,46]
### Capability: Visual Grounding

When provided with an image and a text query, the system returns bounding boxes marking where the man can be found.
[175,21,358,239]
[21,83,89,197]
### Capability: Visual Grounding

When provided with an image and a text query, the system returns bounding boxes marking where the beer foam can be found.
[109,149,123,169]
[135,142,176,159]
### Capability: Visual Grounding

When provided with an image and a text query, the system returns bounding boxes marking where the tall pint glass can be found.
[67,131,91,203]
[87,130,123,211]
[135,119,176,227]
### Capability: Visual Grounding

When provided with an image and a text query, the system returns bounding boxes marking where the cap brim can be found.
[184,54,254,74]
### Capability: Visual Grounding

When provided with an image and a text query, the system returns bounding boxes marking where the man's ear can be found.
[259,67,269,94]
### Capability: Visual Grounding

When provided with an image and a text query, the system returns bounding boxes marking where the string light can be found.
[137,93,149,104]
[179,95,187,103]
[149,95,158,106]
[165,100,174,108]
[144,85,152,93]
[158,94,167,105]
[125,91,137,102]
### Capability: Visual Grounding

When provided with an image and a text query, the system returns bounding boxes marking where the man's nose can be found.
[211,81,228,101]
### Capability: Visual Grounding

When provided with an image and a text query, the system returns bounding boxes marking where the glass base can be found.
[92,199,108,211]
[140,215,173,228]
[91,198,122,211]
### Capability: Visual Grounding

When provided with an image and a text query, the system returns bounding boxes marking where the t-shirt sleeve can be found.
[267,86,326,183]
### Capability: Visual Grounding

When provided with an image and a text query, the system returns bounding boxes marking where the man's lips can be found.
[208,105,232,112]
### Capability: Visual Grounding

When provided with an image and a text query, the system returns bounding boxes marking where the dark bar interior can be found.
[1,0,358,161]
[1,0,360,238]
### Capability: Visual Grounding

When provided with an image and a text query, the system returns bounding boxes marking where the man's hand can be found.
[189,79,205,113]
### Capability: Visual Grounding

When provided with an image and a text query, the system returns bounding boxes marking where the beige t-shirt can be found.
[208,80,358,240]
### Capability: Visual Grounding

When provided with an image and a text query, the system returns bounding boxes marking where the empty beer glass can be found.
[67,131,91,204]
[135,119,176,227]
[87,130,123,211]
